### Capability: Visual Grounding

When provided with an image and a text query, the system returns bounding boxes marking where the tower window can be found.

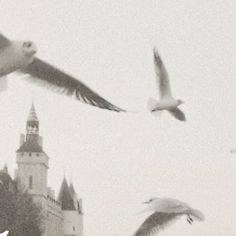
[29,153,32,157]
[29,176,33,189]
[73,226,75,231]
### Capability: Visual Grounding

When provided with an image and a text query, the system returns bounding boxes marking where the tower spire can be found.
[27,102,38,122]
[26,103,39,137]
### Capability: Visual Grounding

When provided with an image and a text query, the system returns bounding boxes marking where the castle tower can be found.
[16,103,49,213]
[14,103,83,236]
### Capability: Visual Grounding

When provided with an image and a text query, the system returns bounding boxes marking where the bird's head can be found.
[177,99,184,105]
[139,197,161,213]
[22,41,37,56]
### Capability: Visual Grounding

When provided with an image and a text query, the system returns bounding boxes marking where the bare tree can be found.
[0,178,43,236]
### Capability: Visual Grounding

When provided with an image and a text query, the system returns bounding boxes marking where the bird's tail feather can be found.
[0,76,8,92]
[189,208,205,222]
[147,97,162,117]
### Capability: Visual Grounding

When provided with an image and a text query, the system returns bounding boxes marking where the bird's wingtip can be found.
[153,48,161,63]
[153,47,159,56]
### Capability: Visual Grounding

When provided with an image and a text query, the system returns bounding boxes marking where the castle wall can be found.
[62,211,83,236]
[46,197,64,236]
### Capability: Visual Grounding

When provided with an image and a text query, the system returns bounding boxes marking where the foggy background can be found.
[0,0,236,235]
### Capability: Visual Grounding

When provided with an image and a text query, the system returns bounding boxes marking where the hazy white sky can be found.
[0,0,236,235]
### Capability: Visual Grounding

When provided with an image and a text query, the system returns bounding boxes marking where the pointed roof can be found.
[27,103,38,122]
[58,178,76,210]
[69,183,83,214]
[69,183,76,196]
[17,139,43,153]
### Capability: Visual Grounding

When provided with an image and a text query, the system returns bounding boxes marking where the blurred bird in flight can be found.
[0,33,125,112]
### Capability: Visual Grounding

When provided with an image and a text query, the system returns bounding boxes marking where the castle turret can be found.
[69,183,83,214]
[59,178,83,236]
[59,178,76,211]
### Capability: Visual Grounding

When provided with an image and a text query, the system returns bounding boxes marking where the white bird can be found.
[147,49,186,121]
[134,197,204,236]
[0,231,9,236]
[0,33,125,112]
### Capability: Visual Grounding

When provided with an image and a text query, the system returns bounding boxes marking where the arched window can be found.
[29,176,33,189]
[73,226,75,231]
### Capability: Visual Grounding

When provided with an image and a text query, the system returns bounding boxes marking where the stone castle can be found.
[2,104,84,236]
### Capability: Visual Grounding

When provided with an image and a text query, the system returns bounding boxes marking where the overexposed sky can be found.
[1,1,236,235]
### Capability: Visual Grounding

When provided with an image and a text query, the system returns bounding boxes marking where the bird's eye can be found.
[23,42,32,48]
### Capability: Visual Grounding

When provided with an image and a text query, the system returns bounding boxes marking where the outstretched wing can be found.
[168,108,186,121]
[153,48,172,99]
[21,57,125,112]
[134,212,180,236]
[0,231,9,236]
[0,34,11,49]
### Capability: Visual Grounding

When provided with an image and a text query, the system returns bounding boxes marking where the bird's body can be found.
[134,197,204,236]
[147,49,186,121]
[145,198,189,213]
[0,33,125,112]
[151,99,180,111]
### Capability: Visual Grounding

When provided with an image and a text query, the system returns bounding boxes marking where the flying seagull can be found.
[0,33,125,112]
[147,49,186,121]
[134,197,204,236]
